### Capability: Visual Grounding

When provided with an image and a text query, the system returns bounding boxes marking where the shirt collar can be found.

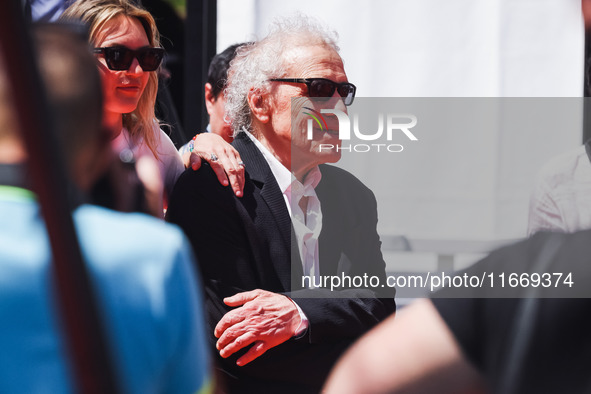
[301,166,322,191]
[243,129,322,192]
[243,128,292,193]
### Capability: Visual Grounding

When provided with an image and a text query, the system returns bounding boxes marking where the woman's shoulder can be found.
[154,125,181,157]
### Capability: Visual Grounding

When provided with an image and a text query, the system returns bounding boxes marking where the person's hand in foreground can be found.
[214,289,302,366]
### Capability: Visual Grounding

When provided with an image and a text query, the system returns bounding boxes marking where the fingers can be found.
[181,151,192,169]
[214,289,296,366]
[214,308,248,338]
[223,289,261,307]
[236,341,269,366]
[191,133,245,197]
[181,150,203,171]
[216,327,268,366]
[208,147,244,197]
[218,330,257,358]
[224,148,245,197]
[189,152,202,171]
[207,156,231,187]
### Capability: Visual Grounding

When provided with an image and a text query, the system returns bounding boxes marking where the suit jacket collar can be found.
[233,132,293,259]
[233,132,270,184]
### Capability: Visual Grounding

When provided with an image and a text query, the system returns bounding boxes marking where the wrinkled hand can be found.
[181,133,245,197]
[214,289,302,366]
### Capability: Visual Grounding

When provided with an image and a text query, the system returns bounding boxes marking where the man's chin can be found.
[311,144,342,163]
[323,151,342,164]
[292,145,342,169]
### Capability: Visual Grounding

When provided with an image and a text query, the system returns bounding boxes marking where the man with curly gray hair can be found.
[167,15,395,394]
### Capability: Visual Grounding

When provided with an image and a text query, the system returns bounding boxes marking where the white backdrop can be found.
[217,0,584,241]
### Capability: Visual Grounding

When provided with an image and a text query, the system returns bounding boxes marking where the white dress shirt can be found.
[244,130,324,335]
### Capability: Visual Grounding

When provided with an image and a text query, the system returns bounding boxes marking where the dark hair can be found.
[207,42,250,99]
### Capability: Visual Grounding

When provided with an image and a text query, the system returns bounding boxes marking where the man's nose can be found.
[331,90,348,112]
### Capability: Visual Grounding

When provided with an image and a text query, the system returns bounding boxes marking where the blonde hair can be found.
[61,0,161,158]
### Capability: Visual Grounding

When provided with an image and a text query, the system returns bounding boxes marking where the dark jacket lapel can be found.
[232,133,295,288]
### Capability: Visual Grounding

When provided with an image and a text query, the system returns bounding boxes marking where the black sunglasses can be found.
[269,78,356,106]
[93,46,164,71]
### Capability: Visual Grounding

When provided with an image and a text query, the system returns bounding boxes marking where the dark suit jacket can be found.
[167,132,396,393]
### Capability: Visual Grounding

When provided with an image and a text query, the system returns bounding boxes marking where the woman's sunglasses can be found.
[269,78,356,106]
[93,46,165,71]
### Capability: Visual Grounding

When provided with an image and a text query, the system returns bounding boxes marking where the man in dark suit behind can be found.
[166,15,396,393]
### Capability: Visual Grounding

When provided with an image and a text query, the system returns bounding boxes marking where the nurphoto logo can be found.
[304,108,419,153]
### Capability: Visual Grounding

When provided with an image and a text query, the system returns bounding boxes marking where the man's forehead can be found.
[281,42,338,59]
[282,44,345,76]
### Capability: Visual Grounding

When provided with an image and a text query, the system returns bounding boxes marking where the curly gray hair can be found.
[224,15,340,135]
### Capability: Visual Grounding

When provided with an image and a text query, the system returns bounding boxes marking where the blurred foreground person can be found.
[167,16,395,393]
[325,231,591,394]
[24,0,73,22]
[0,24,211,393]
[527,1,591,235]
[527,143,591,235]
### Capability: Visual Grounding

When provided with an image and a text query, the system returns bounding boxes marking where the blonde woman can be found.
[61,0,244,215]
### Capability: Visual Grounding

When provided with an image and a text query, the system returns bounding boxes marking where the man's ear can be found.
[204,82,215,115]
[247,88,270,123]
